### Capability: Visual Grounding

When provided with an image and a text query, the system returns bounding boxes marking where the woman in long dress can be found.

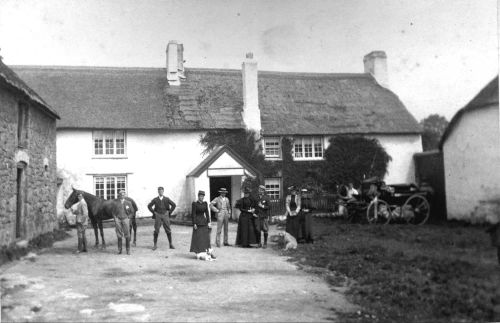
[285,186,301,240]
[190,190,216,260]
[235,187,258,247]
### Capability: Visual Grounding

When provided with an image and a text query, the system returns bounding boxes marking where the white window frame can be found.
[93,175,127,200]
[265,177,281,200]
[293,136,324,161]
[92,130,127,158]
[263,137,282,160]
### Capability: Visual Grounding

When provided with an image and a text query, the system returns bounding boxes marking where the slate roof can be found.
[439,76,498,149]
[12,65,420,134]
[0,60,59,119]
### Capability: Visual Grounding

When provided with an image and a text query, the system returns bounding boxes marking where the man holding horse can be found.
[74,192,89,253]
[116,190,134,255]
[148,186,177,251]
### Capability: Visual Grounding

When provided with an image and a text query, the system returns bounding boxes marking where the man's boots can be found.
[167,233,175,249]
[125,238,130,255]
[133,230,137,247]
[263,232,268,249]
[152,232,158,250]
[117,238,122,255]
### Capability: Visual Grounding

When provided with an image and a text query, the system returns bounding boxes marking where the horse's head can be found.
[64,188,80,209]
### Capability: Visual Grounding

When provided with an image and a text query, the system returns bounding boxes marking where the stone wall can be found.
[0,85,58,248]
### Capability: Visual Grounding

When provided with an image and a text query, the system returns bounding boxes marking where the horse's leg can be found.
[99,219,106,249]
[91,218,99,248]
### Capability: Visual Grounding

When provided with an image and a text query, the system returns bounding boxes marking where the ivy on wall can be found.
[200,131,391,194]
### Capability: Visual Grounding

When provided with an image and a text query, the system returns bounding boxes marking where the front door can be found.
[209,176,232,220]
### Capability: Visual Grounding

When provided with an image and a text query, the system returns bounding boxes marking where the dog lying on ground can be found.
[270,232,298,250]
[196,248,216,261]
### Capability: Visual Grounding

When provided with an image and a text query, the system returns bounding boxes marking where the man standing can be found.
[74,192,88,253]
[255,185,271,248]
[123,193,139,247]
[210,188,232,247]
[148,187,176,251]
[116,190,133,255]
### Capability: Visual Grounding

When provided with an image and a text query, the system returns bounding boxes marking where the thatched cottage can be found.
[440,76,500,222]
[13,41,421,219]
[0,59,60,248]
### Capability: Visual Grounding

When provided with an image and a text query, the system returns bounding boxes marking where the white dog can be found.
[196,248,216,261]
[278,232,297,250]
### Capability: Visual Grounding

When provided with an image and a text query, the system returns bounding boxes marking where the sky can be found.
[0,0,498,121]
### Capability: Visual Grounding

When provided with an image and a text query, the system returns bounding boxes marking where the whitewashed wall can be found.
[443,105,500,222]
[371,134,422,184]
[56,129,207,218]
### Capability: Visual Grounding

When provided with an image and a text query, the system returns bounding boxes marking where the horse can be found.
[64,188,125,249]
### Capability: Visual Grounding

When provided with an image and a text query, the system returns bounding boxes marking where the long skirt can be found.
[298,212,314,243]
[190,225,211,253]
[235,213,258,247]
[286,214,300,240]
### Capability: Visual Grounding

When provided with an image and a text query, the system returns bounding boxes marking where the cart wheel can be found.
[366,199,391,225]
[403,195,430,225]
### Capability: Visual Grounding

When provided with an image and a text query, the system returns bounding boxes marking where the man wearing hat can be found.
[255,185,271,248]
[147,186,177,251]
[116,190,134,255]
[210,188,232,247]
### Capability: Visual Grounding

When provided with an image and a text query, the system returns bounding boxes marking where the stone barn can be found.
[0,59,60,248]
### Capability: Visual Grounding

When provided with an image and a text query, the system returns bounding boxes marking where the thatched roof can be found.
[439,75,498,149]
[12,65,419,134]
[0,60,59,119]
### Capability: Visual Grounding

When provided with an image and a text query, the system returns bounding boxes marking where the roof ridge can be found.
[12,65,372,79]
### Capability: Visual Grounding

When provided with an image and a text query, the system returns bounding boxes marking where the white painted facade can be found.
[371,134,422,184]
[443,105,500,222]
[56,129,209,219]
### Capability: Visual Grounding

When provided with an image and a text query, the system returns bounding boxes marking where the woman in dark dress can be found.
[298,188,314,243]
[285,186,301,240]
[235,187,258,247]
[190,190,216,259]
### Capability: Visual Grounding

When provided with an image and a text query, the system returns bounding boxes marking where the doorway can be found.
[16,163,26,239]
[209,176,232,220]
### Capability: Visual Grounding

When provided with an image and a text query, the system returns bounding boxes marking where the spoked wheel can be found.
[366,198,391,225]
[403,194,430,225]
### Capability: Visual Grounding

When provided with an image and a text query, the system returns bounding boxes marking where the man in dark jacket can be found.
[148,187,176,251]
[255,185,271,248]
[123,194,138,247]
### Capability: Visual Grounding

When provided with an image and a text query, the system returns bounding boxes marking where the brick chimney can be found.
[363,51,389,89]
[166,40,185,86]
[241,52,261,134]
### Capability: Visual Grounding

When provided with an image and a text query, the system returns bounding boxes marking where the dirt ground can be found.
[1,222,355,322]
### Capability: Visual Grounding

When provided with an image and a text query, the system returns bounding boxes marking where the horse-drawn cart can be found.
[339,178,431,225]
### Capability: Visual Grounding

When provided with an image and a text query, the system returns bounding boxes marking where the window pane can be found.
[303,137,313,158]
[94,139,103,155]
[95,177,104,198]
[106,176,116,199]
[314,137,323,157]
[264,138,280,157]
[265,178,281,199]
[117,176,126,193]
[105,135,114,155]
[293,139,303,158]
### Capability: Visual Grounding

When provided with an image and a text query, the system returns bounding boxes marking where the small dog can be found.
[196,248,216,261]
[277,232,297,250]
